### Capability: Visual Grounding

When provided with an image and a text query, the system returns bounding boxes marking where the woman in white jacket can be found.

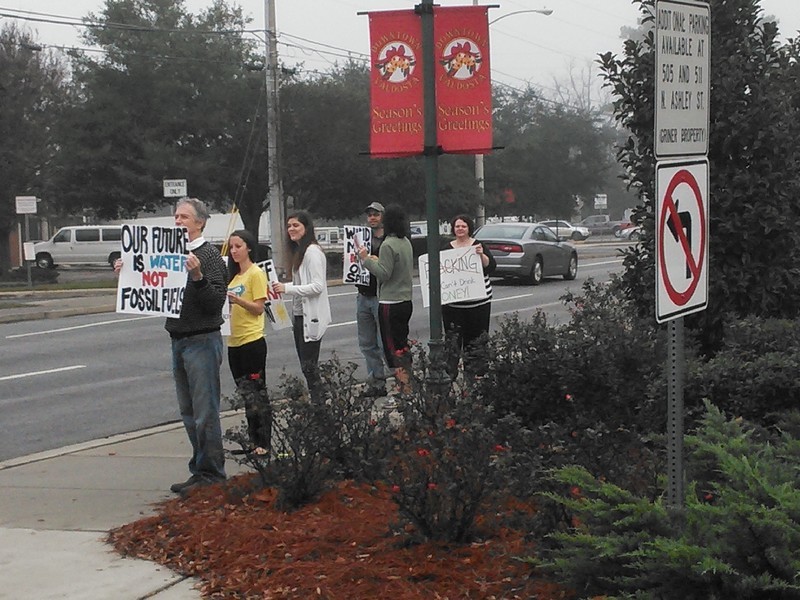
[271,211,331,401]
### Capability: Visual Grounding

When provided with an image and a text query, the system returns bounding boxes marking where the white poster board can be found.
[116,224,188,317]
[342,225,372,285]
[258,259,292,331]
[418,246,487,308]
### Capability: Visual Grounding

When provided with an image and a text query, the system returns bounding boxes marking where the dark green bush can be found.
[686,316,800,424]
[533,402,800,600]
[224,356,392,510]
[384,352,534,543]
[470,278,665,516]
[475,278,664,432]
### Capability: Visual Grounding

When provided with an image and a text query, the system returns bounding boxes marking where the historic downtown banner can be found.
[368,5,492,157]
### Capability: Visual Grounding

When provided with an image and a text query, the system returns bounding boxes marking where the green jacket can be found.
[363,234,413,302]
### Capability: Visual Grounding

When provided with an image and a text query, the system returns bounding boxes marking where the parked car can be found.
[618,225,643,241]
[539,220,591,241]
[474,222,578,285]
[33,225,122,269]
[578,214,629,237]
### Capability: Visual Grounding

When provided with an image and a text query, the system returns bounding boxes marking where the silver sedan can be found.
[475,222,578,285]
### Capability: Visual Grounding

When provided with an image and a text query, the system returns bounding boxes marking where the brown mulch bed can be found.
[108,475,573,599]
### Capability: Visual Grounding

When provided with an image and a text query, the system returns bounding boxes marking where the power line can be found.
[0,8,264,36]
[3,6,596,112]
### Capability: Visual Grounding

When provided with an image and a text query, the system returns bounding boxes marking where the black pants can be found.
[228,338,271,449]
[442,302,491,378]
[293,316,323,401]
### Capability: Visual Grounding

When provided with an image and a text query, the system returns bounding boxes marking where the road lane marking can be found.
[0,365,86,381]
[5,316,157,339]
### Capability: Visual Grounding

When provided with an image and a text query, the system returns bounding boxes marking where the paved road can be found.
[0,248,626,461]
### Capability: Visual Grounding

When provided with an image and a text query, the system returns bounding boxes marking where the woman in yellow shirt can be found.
[226,230,269,454]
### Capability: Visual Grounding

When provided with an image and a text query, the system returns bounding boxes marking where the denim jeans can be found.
[171,331,226,481]
[356,293,386,384]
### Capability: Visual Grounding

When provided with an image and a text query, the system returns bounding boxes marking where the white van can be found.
[34,225,123,269]
[315,227,341,247]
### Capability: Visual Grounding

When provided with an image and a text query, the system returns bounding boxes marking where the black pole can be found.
[417,0,447,385]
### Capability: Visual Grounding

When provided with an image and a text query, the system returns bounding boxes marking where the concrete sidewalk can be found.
[0,416,249,600]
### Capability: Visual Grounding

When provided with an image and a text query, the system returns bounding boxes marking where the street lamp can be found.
[489,9,553,25]
[473,5,553,228]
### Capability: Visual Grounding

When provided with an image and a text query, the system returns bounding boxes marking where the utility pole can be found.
[265,0,286,276]
[471,3,553,228]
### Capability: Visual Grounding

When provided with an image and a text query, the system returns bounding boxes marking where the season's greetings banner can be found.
[434,5,492,154]
[116,224,188,317]
[368,5,492,157]
[368,10,424,157]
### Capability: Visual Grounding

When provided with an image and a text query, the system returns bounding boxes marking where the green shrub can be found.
[385,357,533,543]
[475,278,664,432]
[224,356,392,510]
[532,402,800,599]
[470,278,665,522]
[686,316,800,424]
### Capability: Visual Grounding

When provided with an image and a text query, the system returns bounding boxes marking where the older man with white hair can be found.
[166,198,229,495]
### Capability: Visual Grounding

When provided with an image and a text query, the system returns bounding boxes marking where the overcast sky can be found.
[3,0,799,102]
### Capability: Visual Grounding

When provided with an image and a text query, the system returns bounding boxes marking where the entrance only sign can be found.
[655,159,709,323]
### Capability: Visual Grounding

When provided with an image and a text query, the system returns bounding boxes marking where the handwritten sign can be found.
[220,256,231,336]
[116,224,189,317]
[418,246,487,308]
[342,225,372,285]
[258,259,292,331]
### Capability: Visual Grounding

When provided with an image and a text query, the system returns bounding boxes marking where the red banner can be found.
[368,10,424,158]
[434,6,492,154]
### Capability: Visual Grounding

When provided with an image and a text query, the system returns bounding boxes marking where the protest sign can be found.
[220,256,231,336]
[116,224,188,317]
[418,246,487,308]
[257,259,292,331]
[342,225,372,285]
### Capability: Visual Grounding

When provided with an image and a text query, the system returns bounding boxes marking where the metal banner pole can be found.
[418,0,447,384]
[25,214,32,288]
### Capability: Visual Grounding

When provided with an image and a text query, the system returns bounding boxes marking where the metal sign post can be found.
[654,0,711,511]
[15,196,38,288]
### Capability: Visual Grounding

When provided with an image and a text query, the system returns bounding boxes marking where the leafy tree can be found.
[54,0,267,234]
[599,0,800,352]
[279,61,478,221]
[486,86,614,219]
[0,24,70,270]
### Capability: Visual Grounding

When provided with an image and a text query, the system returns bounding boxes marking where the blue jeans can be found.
[356,293,386,384]
[171,331,226,481]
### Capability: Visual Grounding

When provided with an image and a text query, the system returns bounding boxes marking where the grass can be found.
[0,280,117,293]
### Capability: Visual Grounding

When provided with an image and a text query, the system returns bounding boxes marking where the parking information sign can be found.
[655,0,710,159]
[656,159,709,323]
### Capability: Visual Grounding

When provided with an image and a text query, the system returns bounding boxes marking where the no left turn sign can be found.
[656,159,709,323]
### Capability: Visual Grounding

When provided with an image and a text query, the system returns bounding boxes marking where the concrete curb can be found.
[0,409,242,472]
